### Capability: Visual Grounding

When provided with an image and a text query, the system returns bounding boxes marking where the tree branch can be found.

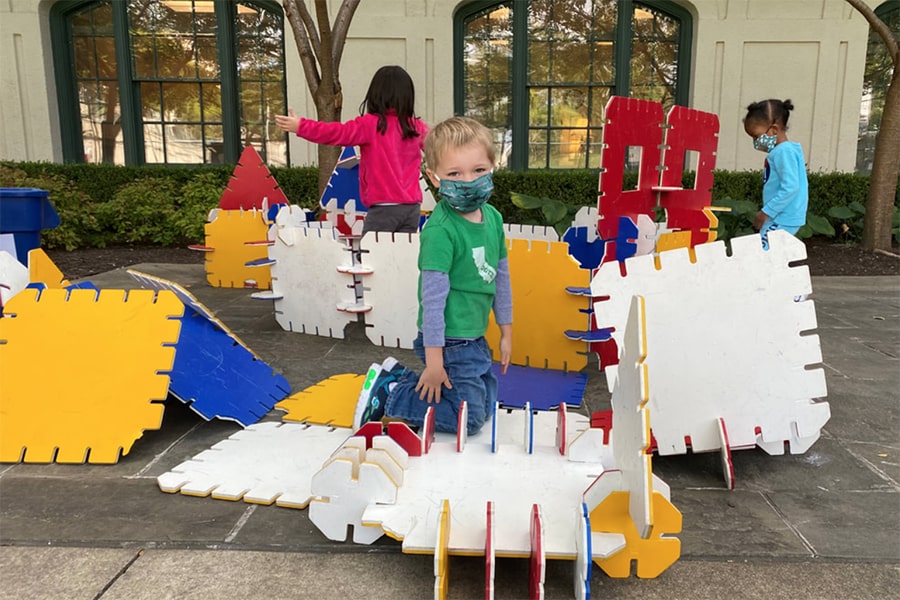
[282,1,321,97]
[331,0,361,77]
[845,0,899,67]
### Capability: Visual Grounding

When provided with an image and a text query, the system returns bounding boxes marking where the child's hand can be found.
[753,210,769,230]
[415,365,452,404]
[274,109,300,134]
[499,326,512,375]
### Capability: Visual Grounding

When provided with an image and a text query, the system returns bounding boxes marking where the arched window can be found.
[856,1,899,174]
[455,0,692,170]
[50,0,288,166]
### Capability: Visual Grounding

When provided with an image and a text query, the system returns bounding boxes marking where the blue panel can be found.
[168,307,291,426]
[319,146,366,212]
[491,364,587,409]
[562,225,607,270]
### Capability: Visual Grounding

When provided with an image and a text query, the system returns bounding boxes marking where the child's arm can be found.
[415,270,452,403]
[274,109,370,146]
[493,257,513,374]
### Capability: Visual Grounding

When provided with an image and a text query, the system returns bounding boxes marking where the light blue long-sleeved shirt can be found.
[762,141,808,227]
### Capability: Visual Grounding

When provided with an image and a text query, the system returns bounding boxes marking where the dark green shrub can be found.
[712,198,757,242]
[0,160,894,249]
[174,171,229,242]
[270,166,320,209]
[95,177,181,245]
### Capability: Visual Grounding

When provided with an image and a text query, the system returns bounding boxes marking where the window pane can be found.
[631,6,679,110]
[235,1,287,166]
[143,123,165,162]
[79,80,124,164]
[463,3,513,168]
[550,40,592,83]
[241,82,262,123]
[196,36,219,79]
[593,41,614,83]
[73,37,96,78]
[72,2,122,164]
[549,128,589,169]
[201,83,223,121]
[164,123,203,163]
[529,87,550,128]
[528,129,549,168]
[205,124,225,164]
[140,82,162,118]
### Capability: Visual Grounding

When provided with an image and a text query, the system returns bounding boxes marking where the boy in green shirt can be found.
[353,116,513,435]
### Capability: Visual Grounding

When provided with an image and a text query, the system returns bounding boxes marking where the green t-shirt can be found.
[417,200,507,338]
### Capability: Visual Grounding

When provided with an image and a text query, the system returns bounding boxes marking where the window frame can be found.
[49,0,286,166]
[453,0,692,170]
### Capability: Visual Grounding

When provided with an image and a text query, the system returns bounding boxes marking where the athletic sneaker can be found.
[352,357,405,429]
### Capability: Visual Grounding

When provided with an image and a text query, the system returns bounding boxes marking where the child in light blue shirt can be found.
[743,98,809,250]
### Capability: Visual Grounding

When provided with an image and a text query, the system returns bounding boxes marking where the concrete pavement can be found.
[1,264,898,599]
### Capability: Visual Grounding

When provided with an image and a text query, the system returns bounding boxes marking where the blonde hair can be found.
[424,116,496,172]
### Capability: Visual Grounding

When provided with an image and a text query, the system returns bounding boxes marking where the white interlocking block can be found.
[269,223,357,338]
[156,421,351,507]
[591,231,829,456]
[0,251,29,307]
[504,223,560,242]
[309,451,399,544]
[361,411,609,559]
[360,232,420,348]
[611,295,653,537]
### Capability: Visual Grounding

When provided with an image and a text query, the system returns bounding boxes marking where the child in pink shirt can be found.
[276,65,428,233]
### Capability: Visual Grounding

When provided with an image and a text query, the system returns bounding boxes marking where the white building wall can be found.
[0,0,63,163]
[0,0,885,173]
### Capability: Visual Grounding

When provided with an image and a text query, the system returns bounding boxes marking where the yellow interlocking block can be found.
[487,238,588,371]
[590,491,682,579]
[0,288,183,463]
[204,209,271,289]
[28,248,69,288]
[276,373,365,428]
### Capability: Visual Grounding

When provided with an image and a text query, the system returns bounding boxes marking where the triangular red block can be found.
[219,146,289,210]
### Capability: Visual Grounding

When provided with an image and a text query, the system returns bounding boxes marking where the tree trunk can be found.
[313,96,341,197]
[845,0,899,252]
[862,66,900,252]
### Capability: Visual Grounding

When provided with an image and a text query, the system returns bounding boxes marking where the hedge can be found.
[1,160,895,250]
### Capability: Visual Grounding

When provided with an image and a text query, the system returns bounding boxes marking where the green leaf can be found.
[827,205,855,220]
[806,213,835,237]
[510,192,549,210]
[848,201,866,215]
[541,199,569,224]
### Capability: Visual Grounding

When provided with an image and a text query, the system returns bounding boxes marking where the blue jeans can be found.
[385,333,497,435]
[760,220,800,250]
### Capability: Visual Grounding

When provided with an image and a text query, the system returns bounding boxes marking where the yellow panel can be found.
[0,288,183,464]
[27,248,69,288]
[654,231,693,253]
[486,239,589,371]
[276,374,365,428]
[590,491,682,579]
[435,498,450,600]
[704,208,719,242]
[204,209,272,289]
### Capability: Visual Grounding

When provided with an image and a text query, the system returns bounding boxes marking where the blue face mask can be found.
[753,133,778,153]
[437,172,494,213]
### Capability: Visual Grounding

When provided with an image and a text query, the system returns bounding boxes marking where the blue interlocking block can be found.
[168,307,291,426]
[491,363,587,410]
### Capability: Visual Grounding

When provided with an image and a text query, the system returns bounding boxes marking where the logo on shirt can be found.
[472,247,496,283]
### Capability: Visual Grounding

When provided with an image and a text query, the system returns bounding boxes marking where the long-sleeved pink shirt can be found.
[295,112,428,208]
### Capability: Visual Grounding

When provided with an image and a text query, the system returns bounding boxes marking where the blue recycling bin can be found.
[0,187,61,266]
